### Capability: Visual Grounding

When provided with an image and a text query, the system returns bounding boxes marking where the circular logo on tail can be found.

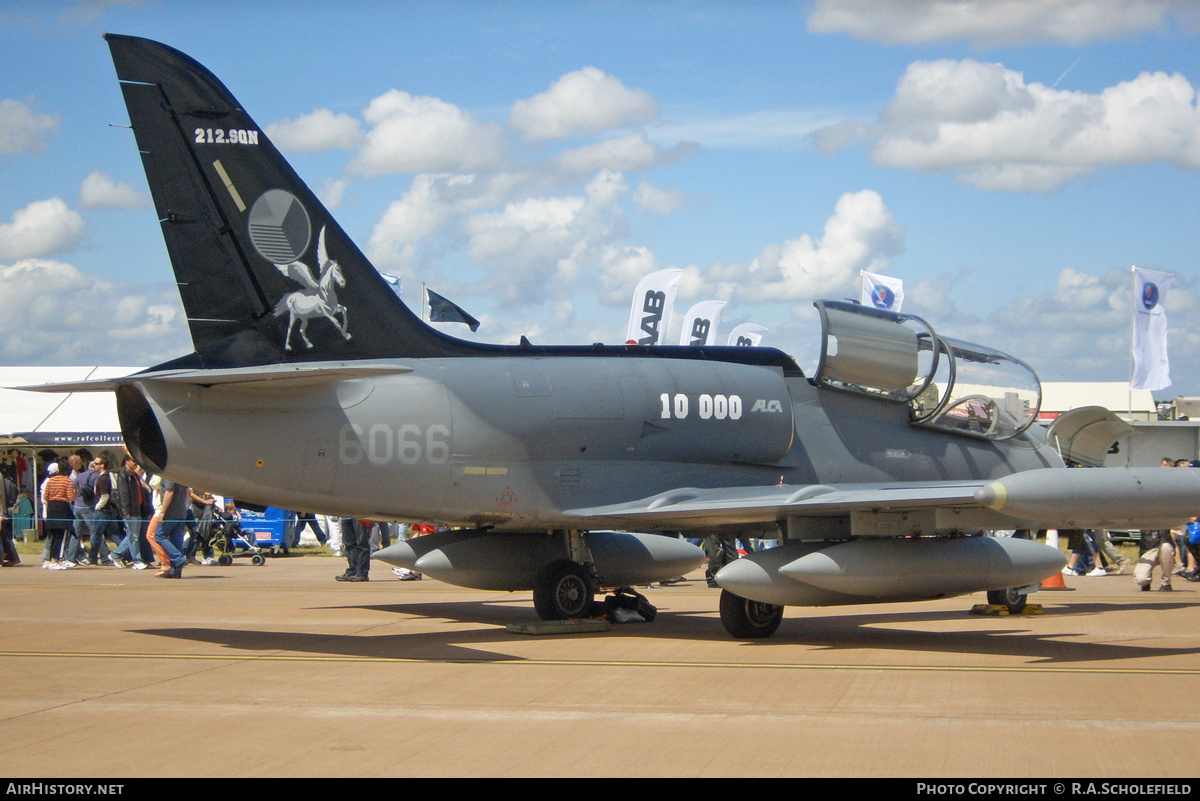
[248,189,312,265]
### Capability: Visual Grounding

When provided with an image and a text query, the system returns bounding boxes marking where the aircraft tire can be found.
[986,587,1027,614]
[533,560,596,620]
[719,589,783,639]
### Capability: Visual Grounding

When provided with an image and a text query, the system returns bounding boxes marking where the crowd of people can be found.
[0,446,354,578]
[8,448,219,578]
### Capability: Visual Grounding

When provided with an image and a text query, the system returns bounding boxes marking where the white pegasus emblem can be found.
[272,226,351,351]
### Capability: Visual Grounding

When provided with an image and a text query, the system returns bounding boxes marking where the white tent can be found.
[0,366,134,447]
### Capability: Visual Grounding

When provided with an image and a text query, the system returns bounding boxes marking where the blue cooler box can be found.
[235,506,293,553]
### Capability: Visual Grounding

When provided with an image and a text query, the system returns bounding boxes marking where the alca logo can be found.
[751,399,784,413]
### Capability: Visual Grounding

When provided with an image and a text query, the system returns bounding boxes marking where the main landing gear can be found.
[719,589,784,639]
[533,559,597,620]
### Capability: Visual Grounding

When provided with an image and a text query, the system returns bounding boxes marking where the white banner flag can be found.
[1131,267,1174,391]
[861,270,904,312]
[679,300,726,346]
[727,323,768,347]
[626,269,682,345]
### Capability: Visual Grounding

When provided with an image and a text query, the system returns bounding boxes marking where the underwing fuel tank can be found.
[373,530,705,591]
[716,536,1066,607]
[975,467,1200,529]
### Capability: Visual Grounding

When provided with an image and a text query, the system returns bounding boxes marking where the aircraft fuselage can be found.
[120,353,1062,530]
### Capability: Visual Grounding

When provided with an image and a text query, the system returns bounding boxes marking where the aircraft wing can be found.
[565,480,990,529]
[566,467,1200,532]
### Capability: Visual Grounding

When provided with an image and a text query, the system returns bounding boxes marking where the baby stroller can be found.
[209,508,266,566]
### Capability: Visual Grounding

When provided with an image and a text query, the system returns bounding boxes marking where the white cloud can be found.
[740,190,904,302]
[350,90,504,175]
[632,181,686,214]
[466,195,587,264]
[650,109,837,150]
[818,59,1200,192]
[807,0,1189,47]
[554,132,697,174]
[511,67,659,141]
[79,171,147,209]
[265,108,363,152]
[367,173,480,269]
[463,170,630,302]
[0,198,85,260]
[0,258,188,364]
[317,178,351,210]
[811,121,872,155]
[596,243,658,304]
[0,99,57,155]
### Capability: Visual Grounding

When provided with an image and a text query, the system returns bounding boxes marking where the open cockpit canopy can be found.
[813,301,1040,441]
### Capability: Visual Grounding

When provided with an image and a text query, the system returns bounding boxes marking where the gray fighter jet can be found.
[31,36,1200,638]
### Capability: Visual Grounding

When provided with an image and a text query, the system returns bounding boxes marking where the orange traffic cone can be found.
[1040,529,1072,590]
[1040,569,1069,590]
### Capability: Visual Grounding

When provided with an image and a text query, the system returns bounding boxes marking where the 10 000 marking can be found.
[659,393,743,421]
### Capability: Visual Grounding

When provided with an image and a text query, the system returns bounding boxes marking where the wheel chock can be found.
[970,603,1045,616]
[972,603,1009,616]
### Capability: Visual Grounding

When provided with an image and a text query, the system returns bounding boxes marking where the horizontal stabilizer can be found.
[17,361,413,393]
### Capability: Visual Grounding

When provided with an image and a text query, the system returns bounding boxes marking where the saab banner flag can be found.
[727,323,768,347]
[626,269,682,345]
[1131,267,1173,391]
[679,300,726,346]
[861,271,904,312]
[427,288,481,332]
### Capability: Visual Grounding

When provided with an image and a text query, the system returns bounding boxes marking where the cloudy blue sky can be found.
[2,0,1198,395]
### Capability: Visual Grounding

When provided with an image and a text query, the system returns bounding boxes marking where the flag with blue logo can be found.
[860,271,904,312]
[1131,266,1173,391]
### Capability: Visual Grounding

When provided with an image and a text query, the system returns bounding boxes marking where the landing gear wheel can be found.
[533,560,595,620]
[987,587,1027,614]
[251,554,266,566]
[719,589,784,639]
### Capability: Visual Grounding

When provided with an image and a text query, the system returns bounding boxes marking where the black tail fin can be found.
[105,34,471,367]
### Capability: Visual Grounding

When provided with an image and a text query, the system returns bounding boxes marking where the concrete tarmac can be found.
[1,555,1198,778]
